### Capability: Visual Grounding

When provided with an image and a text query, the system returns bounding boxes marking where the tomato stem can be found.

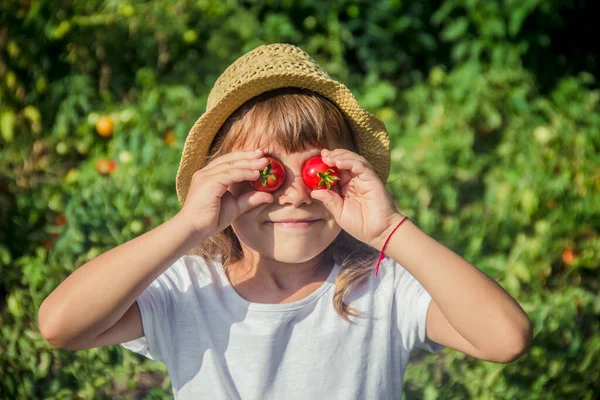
[317,169,340,189]
[260,162,277,186]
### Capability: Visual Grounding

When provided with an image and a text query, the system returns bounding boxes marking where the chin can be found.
[232,220,342,261]
[269,249,324,264]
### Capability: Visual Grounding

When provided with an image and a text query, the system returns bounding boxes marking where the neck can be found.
[227,251,333,293]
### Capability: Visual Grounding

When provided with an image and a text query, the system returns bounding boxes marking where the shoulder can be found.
[342,255,398,305]
[351,255,424,302]
[152,255,219,293]
[378,255,420,290]
[360,255,410,288]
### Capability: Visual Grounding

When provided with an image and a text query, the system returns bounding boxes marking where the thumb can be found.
[311,189,343,220]
[236,190,273,215]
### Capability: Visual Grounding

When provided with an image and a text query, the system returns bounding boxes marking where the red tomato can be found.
[95,159,118,176]
[251,157,285,192]
[302,156,340,190]
[562,248,576,265]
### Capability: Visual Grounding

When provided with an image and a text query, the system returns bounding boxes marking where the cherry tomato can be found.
[561,248,576,265]
[164,129,176,146]
[302,156,340,190]
[251,157,285,192]
[95,159,118,176]
[95,116,114,138]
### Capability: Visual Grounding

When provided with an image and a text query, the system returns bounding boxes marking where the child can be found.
[38,43,533,399]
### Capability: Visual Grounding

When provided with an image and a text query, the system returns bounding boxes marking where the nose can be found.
[277,174,312,207]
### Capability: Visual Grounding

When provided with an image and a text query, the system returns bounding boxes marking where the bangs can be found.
[208,88,357,161]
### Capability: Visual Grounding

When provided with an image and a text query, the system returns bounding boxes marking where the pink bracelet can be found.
[374,216,409,277]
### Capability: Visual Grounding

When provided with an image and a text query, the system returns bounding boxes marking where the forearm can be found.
[38,212,203,347]
[383,216,532,355]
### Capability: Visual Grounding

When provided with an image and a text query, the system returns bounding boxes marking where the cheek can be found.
[231,217,253,242]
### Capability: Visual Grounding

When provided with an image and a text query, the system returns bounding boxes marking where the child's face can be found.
[228,142,343,265]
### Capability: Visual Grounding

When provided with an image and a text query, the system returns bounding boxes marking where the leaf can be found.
[0,245,12,265]
[23,106,41,123]
[1,110,16,142]
[359,81,397,110]
[441,17,469,42]
[37,352,52,378]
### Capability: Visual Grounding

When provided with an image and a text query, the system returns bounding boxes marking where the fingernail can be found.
[254,148,262,153]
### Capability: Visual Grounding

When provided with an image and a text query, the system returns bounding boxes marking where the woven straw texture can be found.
[175,43,390,205]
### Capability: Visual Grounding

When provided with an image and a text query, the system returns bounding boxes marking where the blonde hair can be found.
[185,87,379,322]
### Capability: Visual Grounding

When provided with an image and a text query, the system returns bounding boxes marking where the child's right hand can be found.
[179,148,273,237]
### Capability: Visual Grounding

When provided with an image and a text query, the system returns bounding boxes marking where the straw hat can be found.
[175,43,390,205]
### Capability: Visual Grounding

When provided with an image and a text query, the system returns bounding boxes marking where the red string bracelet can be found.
[374,215,409,277]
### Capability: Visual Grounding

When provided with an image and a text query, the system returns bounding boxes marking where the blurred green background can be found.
[1,0,599,398]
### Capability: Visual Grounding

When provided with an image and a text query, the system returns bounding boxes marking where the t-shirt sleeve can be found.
[390,256,445,353]
[120,257,190,362]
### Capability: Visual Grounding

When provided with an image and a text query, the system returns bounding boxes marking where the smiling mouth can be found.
[267,220,321,228]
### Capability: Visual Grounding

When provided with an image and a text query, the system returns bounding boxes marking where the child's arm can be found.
[382,216,533,363]
[313,148,532,363]
[38,149,271,351]
[38,212,204,350]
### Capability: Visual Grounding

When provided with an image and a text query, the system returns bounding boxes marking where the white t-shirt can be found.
[121,254,444,399]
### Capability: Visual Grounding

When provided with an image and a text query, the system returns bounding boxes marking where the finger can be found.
[323,151,373,170]
[205,150,265,172]
[205,148,264,169]
[310,189,343,221]
[322,148,349,157]
[324,157,379,182]
[236,190,274,215]
[208,156,269,175]
[322,148,362,160]
[320,156,352,186]
[209,168,262,197]
[338,169,354,187]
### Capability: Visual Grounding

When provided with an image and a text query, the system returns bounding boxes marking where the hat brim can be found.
[176,74,390,205]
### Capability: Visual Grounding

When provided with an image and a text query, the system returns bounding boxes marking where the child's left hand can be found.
[310,149,404,250]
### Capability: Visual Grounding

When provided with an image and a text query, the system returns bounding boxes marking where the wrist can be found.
[371,213,409,277]
[174,211,210,242]
[373,213,407,251]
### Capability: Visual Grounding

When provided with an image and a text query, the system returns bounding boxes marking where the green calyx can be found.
[260,162,276,185]
[317,169,340,189]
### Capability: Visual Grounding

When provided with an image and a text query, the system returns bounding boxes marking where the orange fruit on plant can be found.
[561,248,576,265]
[164,130,176,146]
[95,159,118,175]
[54,214,67,226]
[43,232,60,249]
[96,116,114,138]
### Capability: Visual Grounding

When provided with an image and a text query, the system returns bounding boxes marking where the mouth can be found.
[267,219,321,228]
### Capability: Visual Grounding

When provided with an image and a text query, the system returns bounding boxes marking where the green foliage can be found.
[1,0,598,398]
[395,65,600,400]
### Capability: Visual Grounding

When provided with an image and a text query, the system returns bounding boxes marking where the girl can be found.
[38,43,532,399]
